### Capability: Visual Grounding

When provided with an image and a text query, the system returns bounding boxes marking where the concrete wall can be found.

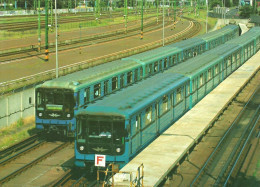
[0,88,35,129]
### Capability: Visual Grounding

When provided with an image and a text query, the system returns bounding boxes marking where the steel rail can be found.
[0,140,46,167]
[223,108,260,186]
[0,142,70,185]
[190,86,260,186]
[0,134,39,159]
[50,169,72,187]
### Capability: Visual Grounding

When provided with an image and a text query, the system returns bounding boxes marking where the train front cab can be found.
[75,114,129,169]
[35,87,76,137]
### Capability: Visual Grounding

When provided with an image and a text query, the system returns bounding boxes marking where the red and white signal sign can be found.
[95,154,106,167]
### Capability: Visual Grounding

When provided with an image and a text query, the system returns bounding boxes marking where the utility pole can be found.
[174,0,176,22]
[206,0,208,33]
[55,0,59,78]
[141,0,143,39]
[38,0,41,52]
[163,0,165,46]
[45,0,49,61]
[124,0,128,33]
[157,0,159,24]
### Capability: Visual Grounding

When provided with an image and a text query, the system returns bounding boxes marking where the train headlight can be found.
[39,113,42,117]
[116,148,121,153]
[67,114,71,118]
[80,146,84,151]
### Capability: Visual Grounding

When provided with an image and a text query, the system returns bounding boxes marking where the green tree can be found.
[239,5,254,18]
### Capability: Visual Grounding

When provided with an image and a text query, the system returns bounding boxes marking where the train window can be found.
[120,74,124,88]
[36,92,43,109]
[127,71,132,85]
[94,84,101,99]
[228,56,231,66]
[134,69,138,82]
[172,55,176,65]
[159,60,162,71]
[208,69,212,80]
[112,76,118,91]
[186,85,190,96]
[192,78,197,91]
[162,95,168,113]
[164,58,167,69]
[84,87,90,103]
[104,81,109,96]
[149,64,152,74]
[135,115,140,131]
[215,64,219,75]
[232,53,236,63]
[145,107,152,126]
[237,52,240,61]
[140,67,143,79]
[176,88,182,103]
[154,62,158,72]
[169,56,172,66]
[199,73,204,86]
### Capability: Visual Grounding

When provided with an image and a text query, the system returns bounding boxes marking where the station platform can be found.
[114,51,260,186]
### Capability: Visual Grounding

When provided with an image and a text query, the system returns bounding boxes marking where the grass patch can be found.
[183,8,218,34]
[0,116,38,151]
[253,160,260,177]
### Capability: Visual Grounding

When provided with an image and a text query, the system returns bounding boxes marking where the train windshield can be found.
[76,115,126,155]
[36,88,75,119]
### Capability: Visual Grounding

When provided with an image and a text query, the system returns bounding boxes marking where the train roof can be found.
[168,43,240,77]
[80,73,189,118]
[195,24,238,41]
[36,59,140,91]
[226,26,260,45]
[123,38,205,65]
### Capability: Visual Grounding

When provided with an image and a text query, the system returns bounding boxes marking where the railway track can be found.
[166,69,260,186]
[0,16,200,63]
[0,140,71,186]
[0,10,156,31]
[0,16,158,61]
[191,87,260,186]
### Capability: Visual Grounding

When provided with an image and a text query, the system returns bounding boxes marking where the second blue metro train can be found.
[74,27,260,168]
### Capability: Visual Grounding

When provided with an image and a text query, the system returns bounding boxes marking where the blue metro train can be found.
[35,25,239,137]
[74,27,260,168]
